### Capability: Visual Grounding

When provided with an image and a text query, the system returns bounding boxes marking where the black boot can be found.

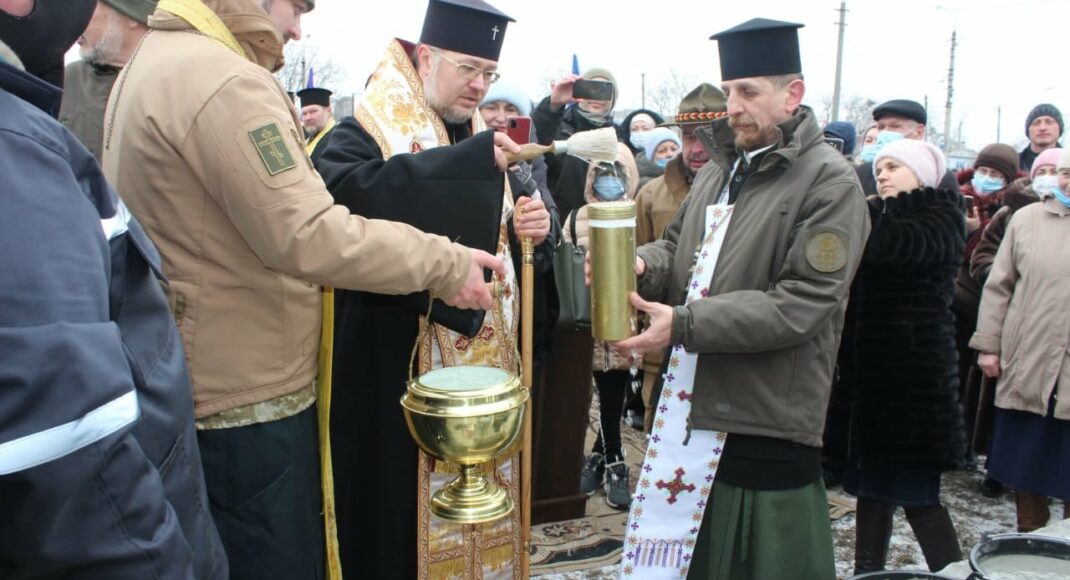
[854,498,895,574]
[905,505,962,572]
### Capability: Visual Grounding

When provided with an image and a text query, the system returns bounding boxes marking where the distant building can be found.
[947,148,978,171]
[333,95,355,120]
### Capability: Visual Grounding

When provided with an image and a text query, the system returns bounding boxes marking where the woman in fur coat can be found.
[843,139,968,574]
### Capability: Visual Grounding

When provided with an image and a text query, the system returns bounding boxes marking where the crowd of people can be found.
[1,0,1066,579]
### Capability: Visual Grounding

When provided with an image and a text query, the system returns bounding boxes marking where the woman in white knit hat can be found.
[835,139,968,573]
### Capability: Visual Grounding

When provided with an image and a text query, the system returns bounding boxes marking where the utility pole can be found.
[997,106,1002,143]
[831,2,848,122]
[943,30,957,151]
[641,73,646,109]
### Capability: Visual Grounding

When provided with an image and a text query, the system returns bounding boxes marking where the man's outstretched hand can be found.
[442,248,506,310]
[613,292,672,356]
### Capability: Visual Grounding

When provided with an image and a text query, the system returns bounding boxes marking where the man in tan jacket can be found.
[633,82,726,432]
[102,0,503,578]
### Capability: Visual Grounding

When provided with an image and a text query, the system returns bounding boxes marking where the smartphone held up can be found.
[572,79,614,102]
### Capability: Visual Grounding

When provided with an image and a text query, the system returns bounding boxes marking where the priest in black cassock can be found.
[316,1,553,577]
[297,86,336,167]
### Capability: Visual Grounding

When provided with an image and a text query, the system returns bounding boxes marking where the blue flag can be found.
[571,54,580,75]
[306,67,315,89]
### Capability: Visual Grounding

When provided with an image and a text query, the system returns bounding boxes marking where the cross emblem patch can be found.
[249,123,296,175]
[656,468,696,505]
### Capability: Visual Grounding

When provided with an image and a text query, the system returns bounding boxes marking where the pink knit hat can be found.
[1032,148,1064,179]
[873,139,947,189]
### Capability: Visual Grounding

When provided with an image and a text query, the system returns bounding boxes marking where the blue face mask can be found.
[1033,175,1059,197]
[629,132,648,151]
[972,173,1005,196]
[655,158,670,169]
[593,175,626,201]
[1053,186,1070,209]
[859,144,879,163]
[861,131,903,164]
[873,130,904,150]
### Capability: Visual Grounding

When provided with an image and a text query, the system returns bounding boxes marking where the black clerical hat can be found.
[297,87,332,108]
[710,18,804,81]
[419,0,515,61]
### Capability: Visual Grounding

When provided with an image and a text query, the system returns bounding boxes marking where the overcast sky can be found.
[294,0,1068,151]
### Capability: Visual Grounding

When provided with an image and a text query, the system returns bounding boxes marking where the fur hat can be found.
[874,139,947,189]
[480,79,531,116]
[1025,104,1064,138]
[1032,148,1064,179]
[643,127,681,161]
[973,143,1019,183]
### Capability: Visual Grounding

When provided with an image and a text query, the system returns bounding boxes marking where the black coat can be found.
[844,188,968,472]
[307,123,335,168]
[532,96,624,219]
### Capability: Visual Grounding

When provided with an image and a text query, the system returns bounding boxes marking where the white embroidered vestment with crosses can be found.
[621,203,734,579]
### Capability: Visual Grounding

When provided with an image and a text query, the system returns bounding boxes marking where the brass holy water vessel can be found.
[401,365,529,524]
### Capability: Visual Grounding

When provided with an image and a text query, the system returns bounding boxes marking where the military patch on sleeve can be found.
[805,231,848,273]
[248,123,297,175]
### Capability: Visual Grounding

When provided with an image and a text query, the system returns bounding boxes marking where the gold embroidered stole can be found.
[357,39,522,579]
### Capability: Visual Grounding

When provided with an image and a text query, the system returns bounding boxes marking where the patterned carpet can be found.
[530,391,857,578]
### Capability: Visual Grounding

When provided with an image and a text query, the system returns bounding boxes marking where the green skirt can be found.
[687,479,836,580]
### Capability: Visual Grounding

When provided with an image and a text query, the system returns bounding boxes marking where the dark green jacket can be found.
[59,59,119,161]
[636,107,870,447]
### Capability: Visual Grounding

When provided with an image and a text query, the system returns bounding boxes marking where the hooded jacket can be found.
[564,142,641,371]
[103,0,473,417]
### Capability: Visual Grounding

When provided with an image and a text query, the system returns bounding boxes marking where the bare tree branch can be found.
[645,69,695,117]
[274,43,347,94]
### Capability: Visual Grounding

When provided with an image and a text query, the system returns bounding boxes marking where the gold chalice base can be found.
[431,464,514,524]
[401,366,528,525]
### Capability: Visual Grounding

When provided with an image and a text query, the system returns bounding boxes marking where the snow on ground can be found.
[831,463,1021,578]
[538,463,1039,579]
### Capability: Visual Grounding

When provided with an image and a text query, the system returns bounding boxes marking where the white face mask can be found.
[1033,174,1060,196]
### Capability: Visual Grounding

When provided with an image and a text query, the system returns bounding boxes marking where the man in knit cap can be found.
[1019,103,1063,172]
[823,120,856,161]
[59,0,156,160]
